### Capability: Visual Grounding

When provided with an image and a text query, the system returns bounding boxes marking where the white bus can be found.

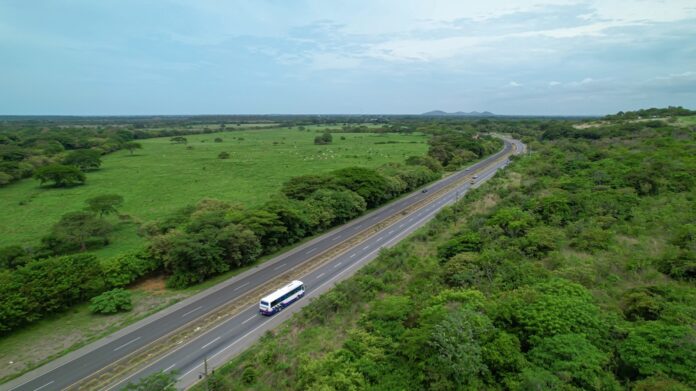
[259,280,305,315]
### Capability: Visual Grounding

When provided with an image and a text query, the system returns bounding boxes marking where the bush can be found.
[618,322,696,385]
[89,288,133,314]
[314,132,333,145]
[41,211,112,254]
[101,252,160,288]
[0,254,106,334]
[218,151,230,159]
[33,164,86,187]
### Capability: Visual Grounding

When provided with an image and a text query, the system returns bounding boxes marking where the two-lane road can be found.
[3,136,523,391]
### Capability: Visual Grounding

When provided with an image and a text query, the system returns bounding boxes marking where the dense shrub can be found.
[89,288,133,314]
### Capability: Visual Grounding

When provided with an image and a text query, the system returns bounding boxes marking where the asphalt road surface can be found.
[3,137,524,391]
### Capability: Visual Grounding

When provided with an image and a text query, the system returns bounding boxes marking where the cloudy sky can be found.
[1,0,695,115]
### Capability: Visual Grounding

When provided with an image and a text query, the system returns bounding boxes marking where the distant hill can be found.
[422,110,496,117]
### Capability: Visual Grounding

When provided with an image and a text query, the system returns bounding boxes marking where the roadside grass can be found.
[0,288,185,382]
[0,127,427,252]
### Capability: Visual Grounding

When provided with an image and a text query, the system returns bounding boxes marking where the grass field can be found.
[676,115,696,126]
[1,127,427,257]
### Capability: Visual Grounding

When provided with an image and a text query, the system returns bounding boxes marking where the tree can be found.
[63,149,102,171]
[0,245,30,270]
[89,288,132,314]
[214,137,223,143]
[314,132,333,145]
[148,230,227,288]
[495,278,606,347]
[437,231,482,261]
[331,167,393,208]
[426,309,492,389]
[488,207,535,237]
[405,155,443,173]
[34,164,86,187]
[618,322,696,385]
[1,254,105,333]
[123,141,142,155]
[528,334,619,390]
[281,175,337,200]
[218,151,230,159]
[100,252,159,288]
[42,211,112,253]
[86,194,124,217]
[215,224,262,267]
[170,136,188,144]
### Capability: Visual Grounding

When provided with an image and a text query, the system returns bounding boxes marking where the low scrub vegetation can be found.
[197,109,696,390]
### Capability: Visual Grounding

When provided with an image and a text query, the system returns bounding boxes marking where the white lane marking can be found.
[273,263,286,271]
[233,282,249,292]
[334,262,342,268]
[353,224,363,230]
[33,381,54,391]
[181,306,203,318]
[113,336,141,352]
[316,273,325,280]
[388,230,394,234]
[399,224,405,228]
[306,247,317,255]
[242,315,256,325]
[164,364,176,372]
[408,218,414,222]
[350,253,356,258]
[362,245,370,250]
[331,235,342,241]
[200,336,221,351]
[376,236,383,241]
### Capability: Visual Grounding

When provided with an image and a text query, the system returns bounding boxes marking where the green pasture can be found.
[0,128,427,253]
[676,115,696,126]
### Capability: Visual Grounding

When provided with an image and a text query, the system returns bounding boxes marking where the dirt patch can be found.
[132,275,168,294]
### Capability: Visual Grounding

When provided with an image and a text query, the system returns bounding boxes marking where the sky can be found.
[1,0,695,116]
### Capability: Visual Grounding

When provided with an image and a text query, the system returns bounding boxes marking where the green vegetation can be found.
[314,131,333,145]
[33,164,86,187]
[197,110,696,390]
[0,119,500,337]
[89,288,132,314]
[1,129,427,252]
[124,370,177,391]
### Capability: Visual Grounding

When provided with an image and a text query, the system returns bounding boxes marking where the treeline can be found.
[0,252,157,333]
[0,124,273,187]
[0,126,498,335]
[0,128,134,186]
[142,162,441,288]
[139,129,495,288]
[199,113,696,390]
[605,106,695,120]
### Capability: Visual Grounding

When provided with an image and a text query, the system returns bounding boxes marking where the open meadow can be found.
[1,127,427,257]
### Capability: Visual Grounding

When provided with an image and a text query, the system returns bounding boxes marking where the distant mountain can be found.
[422,110,496,117]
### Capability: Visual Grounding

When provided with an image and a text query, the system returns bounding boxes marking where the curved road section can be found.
[3,136,524,391]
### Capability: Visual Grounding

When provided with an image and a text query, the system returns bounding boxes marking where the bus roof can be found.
[260,280,304,303]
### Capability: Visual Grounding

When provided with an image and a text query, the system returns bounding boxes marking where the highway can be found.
[3,136,524,391]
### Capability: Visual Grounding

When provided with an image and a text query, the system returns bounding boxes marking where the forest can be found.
[190,109,696,391]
